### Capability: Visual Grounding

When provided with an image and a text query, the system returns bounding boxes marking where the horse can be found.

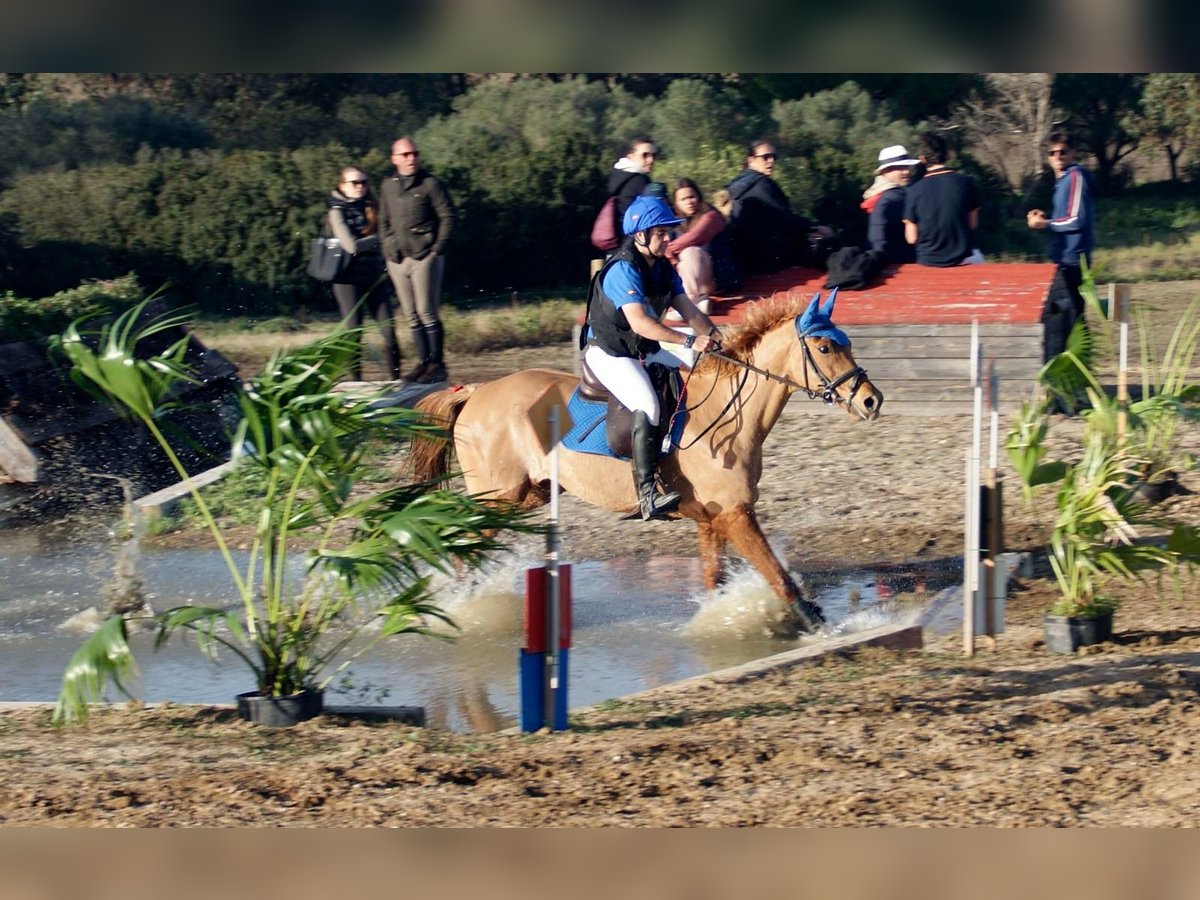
[410,290,883,637]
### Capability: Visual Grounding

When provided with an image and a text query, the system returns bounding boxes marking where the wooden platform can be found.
[709,262,1057,416]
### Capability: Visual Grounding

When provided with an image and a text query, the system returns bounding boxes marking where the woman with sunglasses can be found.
[725,139,833,276]
[606,137,659,241]
[326,166,400,381]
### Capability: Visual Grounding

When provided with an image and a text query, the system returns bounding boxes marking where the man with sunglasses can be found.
[725,139,833,276]
[1027,131,1095,358]
[380,136,456,384]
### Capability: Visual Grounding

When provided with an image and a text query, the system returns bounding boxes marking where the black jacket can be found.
[607,169,651,236]
[583,244,676,359]
[725,169,813,275]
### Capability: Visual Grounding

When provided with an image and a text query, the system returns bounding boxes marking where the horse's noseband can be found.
[795,325,870,409]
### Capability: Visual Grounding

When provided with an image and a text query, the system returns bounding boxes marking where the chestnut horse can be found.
[410,291,883,636]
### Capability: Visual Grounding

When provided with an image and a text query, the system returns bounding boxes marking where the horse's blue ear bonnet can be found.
[795,287,849,345]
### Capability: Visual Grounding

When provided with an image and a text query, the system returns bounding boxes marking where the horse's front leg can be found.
[713,504,825,635]
[696,519,726,591]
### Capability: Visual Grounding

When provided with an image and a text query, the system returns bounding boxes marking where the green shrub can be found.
[0,273,143,345]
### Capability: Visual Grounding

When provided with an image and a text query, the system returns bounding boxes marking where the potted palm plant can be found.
[52,300,539,726]
[1008,316,1200,654]
[1041,428,1175,653]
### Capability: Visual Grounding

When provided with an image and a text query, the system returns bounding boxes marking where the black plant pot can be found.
[236,689,324,727]
[1043,610,1113,654]
[1133,473,1179,506]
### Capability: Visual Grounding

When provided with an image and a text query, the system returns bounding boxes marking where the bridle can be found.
[668,316,874,448]
[709,318,872,412]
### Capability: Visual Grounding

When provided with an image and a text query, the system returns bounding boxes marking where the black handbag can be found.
[306,234,349,282]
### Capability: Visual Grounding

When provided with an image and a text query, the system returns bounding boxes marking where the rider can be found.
[583,195,722,521]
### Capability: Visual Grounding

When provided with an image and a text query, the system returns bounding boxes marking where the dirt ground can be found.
[2,282,1199,826]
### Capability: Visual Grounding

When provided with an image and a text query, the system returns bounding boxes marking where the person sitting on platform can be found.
[861,144,918,264]
[582,196,721,521]
[662,178,741,321]
[903,131,983,267]
[725,138,834,276]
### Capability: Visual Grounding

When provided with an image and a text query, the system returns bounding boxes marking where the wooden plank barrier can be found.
[707,262,1057,416]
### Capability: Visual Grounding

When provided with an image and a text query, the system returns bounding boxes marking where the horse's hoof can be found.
[788,599,825,635]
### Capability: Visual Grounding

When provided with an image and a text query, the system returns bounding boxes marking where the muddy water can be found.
[0,529,955,731]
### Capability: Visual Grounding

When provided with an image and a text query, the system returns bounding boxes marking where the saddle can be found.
[578,359,682,459]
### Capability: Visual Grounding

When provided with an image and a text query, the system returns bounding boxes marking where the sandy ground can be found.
[2,282,1199,826]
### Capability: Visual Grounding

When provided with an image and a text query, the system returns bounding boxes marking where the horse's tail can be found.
[409,384,480,484]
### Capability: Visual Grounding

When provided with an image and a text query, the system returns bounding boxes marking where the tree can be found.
[1139,73,1200,182]
[955,73,1058,204]
[1053,74,1144,192]
[771,82,921,242]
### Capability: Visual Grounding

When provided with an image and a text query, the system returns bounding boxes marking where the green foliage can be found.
[1,74,1190,312]
[770,83,921,243]
[1053,74,1145,193]
[1006,307,1200,617]
[416,76,649,291]
[0,273,143,345]
[52,298,542,724]
[177,465,271,527]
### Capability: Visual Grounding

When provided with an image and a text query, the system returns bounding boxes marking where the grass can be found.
[1093,181,1200,282]
[191,297,582,361]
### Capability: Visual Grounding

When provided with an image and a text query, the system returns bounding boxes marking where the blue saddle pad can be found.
[561,387,686,461]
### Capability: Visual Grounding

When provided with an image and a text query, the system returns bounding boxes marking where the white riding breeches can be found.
[583,345,661,426]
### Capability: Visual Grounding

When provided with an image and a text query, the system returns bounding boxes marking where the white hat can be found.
[875,145,919,173]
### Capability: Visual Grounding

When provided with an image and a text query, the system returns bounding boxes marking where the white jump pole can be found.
[545,405,561,728]
[964,320,982,657]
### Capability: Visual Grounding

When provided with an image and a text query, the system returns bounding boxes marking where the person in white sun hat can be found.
[860,144,919,264]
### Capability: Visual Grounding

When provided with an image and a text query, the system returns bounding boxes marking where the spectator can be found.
[903,132,983,267]
[380,136,456,384]
[861,144,918,264]
[325,166,400,381]
[1027,130,1095,357]
[726,139,833,276]
[663,177,740,320]
[608,137,658,231]
[582,196,721,521]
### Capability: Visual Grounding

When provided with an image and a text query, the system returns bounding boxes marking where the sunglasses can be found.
[393,150,418,157]
[344,179,367,186]
[755,152,778,161]
[1048,149,1070,157]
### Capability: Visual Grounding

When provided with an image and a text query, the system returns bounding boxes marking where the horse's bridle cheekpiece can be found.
[711,289,871,412]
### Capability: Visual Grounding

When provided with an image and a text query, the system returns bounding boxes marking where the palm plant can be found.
[1008,311,1200,620]
[1045,430,1175,617]
[51,300,540,725]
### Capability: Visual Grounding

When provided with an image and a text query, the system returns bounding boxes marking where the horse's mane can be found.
[692,294,807,379]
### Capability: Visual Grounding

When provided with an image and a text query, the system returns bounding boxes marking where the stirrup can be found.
[637,488,681,521]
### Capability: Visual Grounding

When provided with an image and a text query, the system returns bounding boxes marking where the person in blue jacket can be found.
[1027,130,1095,350]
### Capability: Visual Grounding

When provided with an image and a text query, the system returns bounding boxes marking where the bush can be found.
[0,273,143,345]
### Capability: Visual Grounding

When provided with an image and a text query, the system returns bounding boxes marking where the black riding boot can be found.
[631,410,680,521]
[417,321,448,383]
[408,325,430,381]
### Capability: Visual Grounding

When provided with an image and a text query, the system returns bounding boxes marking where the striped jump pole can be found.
[519,396,574,732]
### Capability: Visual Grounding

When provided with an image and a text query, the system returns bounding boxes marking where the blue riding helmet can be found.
[622,195,684,236]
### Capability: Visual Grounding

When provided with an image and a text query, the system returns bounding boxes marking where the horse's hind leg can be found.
[713,504,825,635]
[696,519,727,590]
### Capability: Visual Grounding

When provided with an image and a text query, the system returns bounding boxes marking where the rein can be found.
[666,320,872,449]
[708,334,870,412]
